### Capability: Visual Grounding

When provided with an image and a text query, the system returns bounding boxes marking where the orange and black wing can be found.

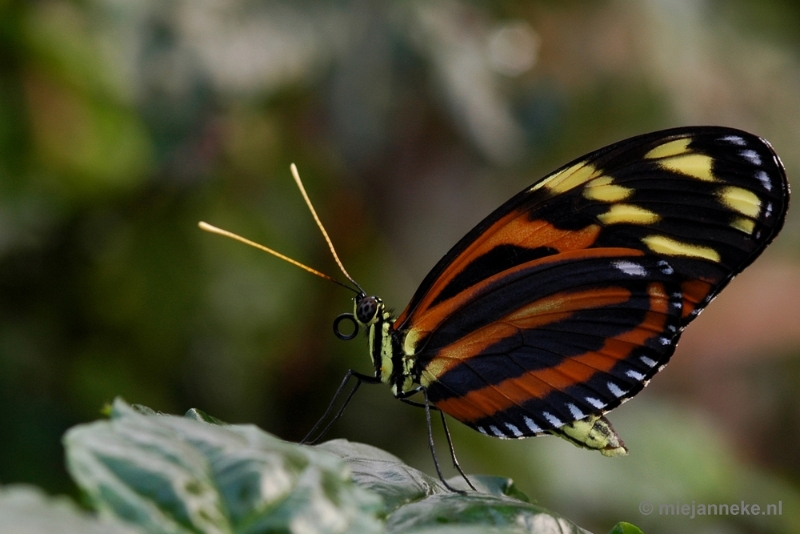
[394,126,789,438]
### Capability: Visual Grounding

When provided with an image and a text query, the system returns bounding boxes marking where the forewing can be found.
[395,127,787,331]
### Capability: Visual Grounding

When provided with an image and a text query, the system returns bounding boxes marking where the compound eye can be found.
[355,296,379,324]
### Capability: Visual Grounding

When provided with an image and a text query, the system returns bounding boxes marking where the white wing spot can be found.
[741,149,762,166]
[477,426,488,435]
[489,425,505,437]
[523,416,542,434]
[721,135,746,146]
[543,412,564,427]
[755,170,772,191]
[613,260,647,277]
[659,336,672,346]
[567,403,585,419]
[505,423,523,438]
[608,382,626,398]
[640,355,657,367]
[626,370,645,380]
[586,397,605,409]
[657,260,674,275]
[764,202,773,218]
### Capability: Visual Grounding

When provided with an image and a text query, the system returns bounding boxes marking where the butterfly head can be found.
[332,293,387,341]
[355,294,383,326]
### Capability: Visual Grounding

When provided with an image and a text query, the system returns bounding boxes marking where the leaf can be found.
[318,439,590,534]
[606,522,645,534]
[383,493,592,534]
[316,439,447,514]
[63,400,636,533]
[0,484,141,534]
[64,398,383,534]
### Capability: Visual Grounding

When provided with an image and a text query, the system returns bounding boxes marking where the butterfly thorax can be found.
[353,294,417,396]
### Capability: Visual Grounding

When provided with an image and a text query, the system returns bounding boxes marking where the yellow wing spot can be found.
[598,204,660,225]
[731,216,756,235]
[718,186,761,218]
[588,175,614,186]
[538,162,600,194]
[642,235,721,262]
[583,176,634,202]
[645,138,691,159]
[658,154,716,182]
[419,369,436,388]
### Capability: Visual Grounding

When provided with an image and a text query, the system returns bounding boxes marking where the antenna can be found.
[199,164,362,295]
[289,164,364,293]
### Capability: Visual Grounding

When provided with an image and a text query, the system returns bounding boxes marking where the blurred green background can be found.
[1,1,799,532]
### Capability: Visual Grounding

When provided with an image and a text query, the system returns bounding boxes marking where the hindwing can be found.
[393,126,789,438]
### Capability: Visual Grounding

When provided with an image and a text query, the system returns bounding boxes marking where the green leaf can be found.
[444,475,532,503]
[0,484,142,534]
[62,400,626,533]
[318,439,590,534]
[183,408,227,425]
[606,522,645,534]
[64,399,383,534]
[316,439,447,515]
[383,493,590,534]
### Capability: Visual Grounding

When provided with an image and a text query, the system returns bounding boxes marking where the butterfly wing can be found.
[394,126,789,439]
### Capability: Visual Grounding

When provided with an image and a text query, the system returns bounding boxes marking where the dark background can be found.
[1,1,799,532]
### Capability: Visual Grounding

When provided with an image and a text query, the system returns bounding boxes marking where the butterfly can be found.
[201,126,789,491]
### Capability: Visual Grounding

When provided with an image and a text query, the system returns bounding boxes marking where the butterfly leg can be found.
[396,386,472,493]
[438,409,476,491]
[398,398,438,410]
[302,370,381,445]
[418,387,467,493]
[398,396,474,489]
